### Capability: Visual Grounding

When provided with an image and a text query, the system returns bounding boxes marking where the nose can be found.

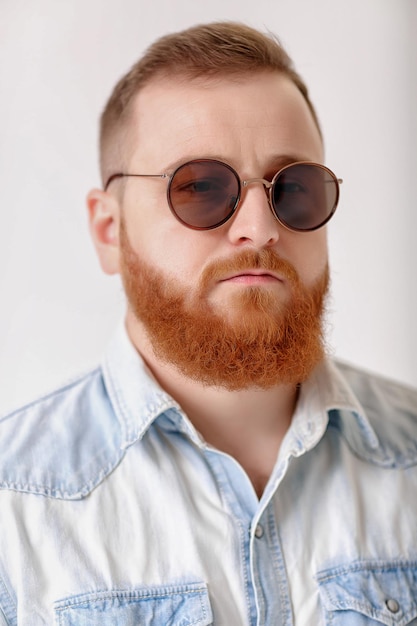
[226,180,280,247]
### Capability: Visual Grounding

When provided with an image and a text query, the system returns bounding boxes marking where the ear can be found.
[86,188,121,275]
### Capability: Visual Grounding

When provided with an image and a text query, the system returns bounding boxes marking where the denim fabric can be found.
[54,583,213,626]
[0,324,416,625]
[317,562,417,625]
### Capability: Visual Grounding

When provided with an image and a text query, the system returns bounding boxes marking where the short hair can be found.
[99,21,322,187]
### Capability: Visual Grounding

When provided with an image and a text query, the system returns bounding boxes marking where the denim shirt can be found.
[0,325,417,626]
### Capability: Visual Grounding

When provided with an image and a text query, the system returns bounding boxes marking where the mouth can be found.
[220,270,284,285]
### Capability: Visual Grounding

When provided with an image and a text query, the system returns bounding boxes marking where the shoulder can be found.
[336,360,417,417]
[333,360,417,467]
[0,367,124,499]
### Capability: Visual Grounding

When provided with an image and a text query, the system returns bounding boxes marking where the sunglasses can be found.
[105,159,342,232]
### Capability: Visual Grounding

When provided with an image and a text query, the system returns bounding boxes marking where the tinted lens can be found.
[271,163,339,231]
[168,160,240,229]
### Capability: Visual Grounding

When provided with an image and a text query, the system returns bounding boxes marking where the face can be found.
[89,71,330,387]
[124,71,326,296]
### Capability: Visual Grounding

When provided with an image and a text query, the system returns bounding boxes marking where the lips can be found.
[222,269,282,279]
[220,270,283,284]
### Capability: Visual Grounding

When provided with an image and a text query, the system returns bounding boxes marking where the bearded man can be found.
[0,22,416,626]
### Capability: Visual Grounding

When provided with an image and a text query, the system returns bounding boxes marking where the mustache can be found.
[199,248,300,290]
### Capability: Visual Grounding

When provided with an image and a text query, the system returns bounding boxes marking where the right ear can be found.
[86,188,121,275]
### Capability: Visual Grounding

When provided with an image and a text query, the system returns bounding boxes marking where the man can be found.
[0,22,416,626]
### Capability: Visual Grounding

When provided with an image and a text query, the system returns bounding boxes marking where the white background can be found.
[0,0,416,414]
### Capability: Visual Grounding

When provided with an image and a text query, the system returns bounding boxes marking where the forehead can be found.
[127,72,324,170]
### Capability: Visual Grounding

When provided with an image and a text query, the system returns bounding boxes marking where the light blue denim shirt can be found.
[1,324,417,626]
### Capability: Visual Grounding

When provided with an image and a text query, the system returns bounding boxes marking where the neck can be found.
[126,314,298,497]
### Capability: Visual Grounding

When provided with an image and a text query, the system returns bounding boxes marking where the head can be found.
[98,21,322,189]
[88,22,336,390]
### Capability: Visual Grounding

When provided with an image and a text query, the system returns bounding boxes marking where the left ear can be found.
[86,188,121,275]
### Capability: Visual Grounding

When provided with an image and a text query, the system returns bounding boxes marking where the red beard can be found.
[120,223,329,390]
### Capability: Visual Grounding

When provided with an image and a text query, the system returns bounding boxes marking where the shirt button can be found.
[254,524,264,539]
[386,599,400,613]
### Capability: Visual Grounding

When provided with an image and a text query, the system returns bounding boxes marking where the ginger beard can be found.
[120,222,329,390]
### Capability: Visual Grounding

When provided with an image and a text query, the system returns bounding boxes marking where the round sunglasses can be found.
[105,159,342,232]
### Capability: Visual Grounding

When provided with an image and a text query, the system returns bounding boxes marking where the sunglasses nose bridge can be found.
[242,177,273,190]
[240,177,277,219]
[241,177,273,203]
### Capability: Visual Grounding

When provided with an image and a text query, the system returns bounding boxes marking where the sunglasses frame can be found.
[105,159,342,232]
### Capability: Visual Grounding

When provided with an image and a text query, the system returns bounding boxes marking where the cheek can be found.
[125,213,215,282]
[288,231,329,286]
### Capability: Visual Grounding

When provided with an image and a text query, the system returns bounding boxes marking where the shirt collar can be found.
[291,359,380,455]
[102,323,181,449]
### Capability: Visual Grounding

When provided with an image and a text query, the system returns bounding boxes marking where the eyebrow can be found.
[161,153,315,175]
[267,154,314,168]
